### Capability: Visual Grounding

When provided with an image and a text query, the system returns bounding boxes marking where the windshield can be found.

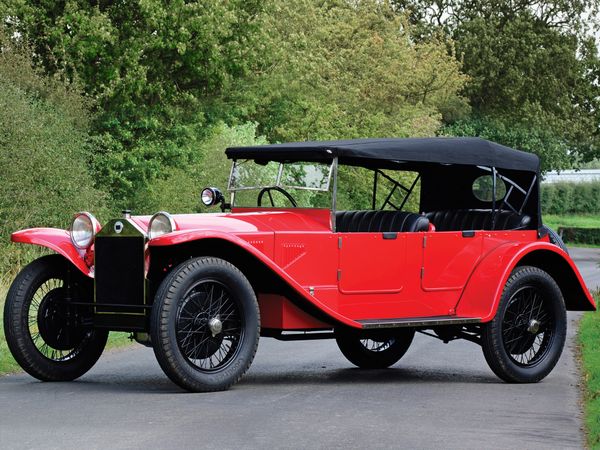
[228,160,333,191]
[227,160,333,208]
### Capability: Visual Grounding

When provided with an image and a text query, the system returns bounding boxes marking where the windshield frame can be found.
[227,159,335,192]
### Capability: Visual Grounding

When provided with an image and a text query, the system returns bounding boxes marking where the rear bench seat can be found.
[425,209,531,231]
[335,210,430,233]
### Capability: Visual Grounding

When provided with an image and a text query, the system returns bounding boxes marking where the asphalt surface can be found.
[0,248,598,450]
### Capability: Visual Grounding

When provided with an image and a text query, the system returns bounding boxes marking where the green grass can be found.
[544,214,600,230]
[0,277,13,374]
[580,290,600,449]
[0,276,133,376]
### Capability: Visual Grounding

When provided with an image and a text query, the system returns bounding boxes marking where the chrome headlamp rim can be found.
[70,212,101,249]
[201,187,223,206]
[148,211,176,240]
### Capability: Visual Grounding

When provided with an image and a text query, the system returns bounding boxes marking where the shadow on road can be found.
[2,364,500,396]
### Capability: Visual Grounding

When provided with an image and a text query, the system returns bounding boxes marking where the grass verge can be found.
[544,214,600,230]
[0,275,133,376]
[580,290,600,449]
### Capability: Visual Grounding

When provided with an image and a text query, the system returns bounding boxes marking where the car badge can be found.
[114,221,124,234]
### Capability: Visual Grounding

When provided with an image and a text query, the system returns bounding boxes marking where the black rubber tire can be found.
[150,257,260,392]
[542,225,569,254]
[335,328,415,369]
[481,265,566,383]
[3,255,108,381]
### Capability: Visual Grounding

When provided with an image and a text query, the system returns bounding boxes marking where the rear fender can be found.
[149,230,361,329]
[456,242,596,322]
[11,228,91,276]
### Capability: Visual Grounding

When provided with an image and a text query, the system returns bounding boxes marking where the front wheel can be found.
[150,257,260,392]
[481,265,566,383]
[3,255,108,381]
[335,328,415,369]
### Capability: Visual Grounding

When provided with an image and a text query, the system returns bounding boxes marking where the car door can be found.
[338,232,405,294]
[421,231,483,293]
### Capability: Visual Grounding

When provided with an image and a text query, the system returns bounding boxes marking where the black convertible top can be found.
[226,137,540,173]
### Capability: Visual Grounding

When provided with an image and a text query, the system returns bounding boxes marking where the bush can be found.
[541,181,600,215]
[0,33,106,273]
[558,227,600,245]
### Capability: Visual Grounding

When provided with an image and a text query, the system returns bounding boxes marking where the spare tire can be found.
[542,225,569,254]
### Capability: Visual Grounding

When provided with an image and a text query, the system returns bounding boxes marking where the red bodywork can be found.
[12,207,596,331]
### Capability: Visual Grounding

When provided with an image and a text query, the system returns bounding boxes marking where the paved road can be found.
[0,248,598,450]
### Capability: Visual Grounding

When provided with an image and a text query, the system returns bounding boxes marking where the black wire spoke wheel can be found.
[4,255,108,381]
[359,338,394,353]
[28,277,90,362]
[335,328,415,369]
[176,280,243,371]
[501,286,555,366]
[482,266,566,383]
[151,257,260,392]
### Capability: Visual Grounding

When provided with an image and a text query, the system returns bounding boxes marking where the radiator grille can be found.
[94,221,146,315]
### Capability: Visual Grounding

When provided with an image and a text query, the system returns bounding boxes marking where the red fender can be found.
[456,241,596,322]
[150,230,362,329]
[11,228,91,276]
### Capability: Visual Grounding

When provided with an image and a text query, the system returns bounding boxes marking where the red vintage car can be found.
[4,138,596,392]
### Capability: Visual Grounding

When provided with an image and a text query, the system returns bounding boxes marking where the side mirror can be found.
[201,187,229,211]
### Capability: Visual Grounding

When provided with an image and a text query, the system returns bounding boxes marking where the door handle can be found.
[382,232,397,240]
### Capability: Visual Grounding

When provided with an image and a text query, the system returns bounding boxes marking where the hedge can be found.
[558,227,600,245]
[541,181,600,215]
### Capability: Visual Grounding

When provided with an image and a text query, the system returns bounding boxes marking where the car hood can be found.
[129,209,332,235]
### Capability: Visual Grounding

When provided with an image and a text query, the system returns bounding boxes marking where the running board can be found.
[358,316,481,329]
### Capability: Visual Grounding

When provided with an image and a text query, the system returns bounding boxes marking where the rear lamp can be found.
[148,211,176,240]
[70,212,101,249]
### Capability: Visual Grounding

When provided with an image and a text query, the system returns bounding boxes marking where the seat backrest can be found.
[425,209,531,231]
[335,210,430,233]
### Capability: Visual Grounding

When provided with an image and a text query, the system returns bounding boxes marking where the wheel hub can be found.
[37,288,84,351]
[208,317,223,337]
[527,319,541,334]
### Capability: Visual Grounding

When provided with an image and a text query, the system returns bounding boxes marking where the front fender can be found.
[456,241,596,322]
[150,230,362,329]
[11,228,91,276]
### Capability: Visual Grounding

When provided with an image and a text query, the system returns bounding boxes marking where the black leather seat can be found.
[335,210,430,233]
[425,209,531,231]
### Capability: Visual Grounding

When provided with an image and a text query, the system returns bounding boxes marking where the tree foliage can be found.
[0,32,106,270]
[2,0,469,211]
[246,0,469,141]
[393,0,600,164]
[3,0,270,205]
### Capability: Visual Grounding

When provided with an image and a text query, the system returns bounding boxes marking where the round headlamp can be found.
[148,211,176,240]
[70,212,100,249]
[201,187,224,207]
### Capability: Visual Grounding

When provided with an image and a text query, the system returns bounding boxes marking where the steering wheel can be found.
[257,186,298,207]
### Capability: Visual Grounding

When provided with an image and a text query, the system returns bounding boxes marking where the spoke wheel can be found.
[176,280,243,372]
[482,266,566,383]
[4,255,108,381]
[31,280,89,360]
[501,286,555,367]
[151,257,260,392]
[335,328,415,369]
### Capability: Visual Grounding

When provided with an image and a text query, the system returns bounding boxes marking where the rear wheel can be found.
[3,255,108,381]
[481,265,566,383]
[542,225,568,254]
[150,257,260,392]
[335,328,415,369]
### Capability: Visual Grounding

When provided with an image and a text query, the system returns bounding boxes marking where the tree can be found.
[393,0,600,165]
[2,0,271,206]
[243,0,469,141]
[0,29,106,271]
